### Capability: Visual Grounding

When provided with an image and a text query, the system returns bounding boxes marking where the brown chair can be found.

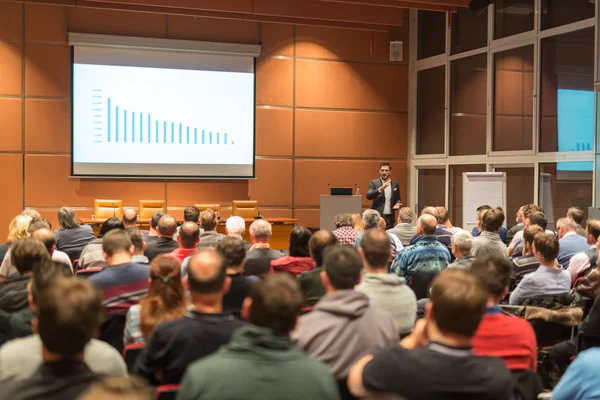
[195,204,221,218]
[94,200,123,219]
[231,201,259,219]
[138,200,167,220]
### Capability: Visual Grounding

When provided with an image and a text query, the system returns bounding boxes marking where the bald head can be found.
[360,229,390,270]
[122,209,138,228]
[187,248,227,295]
[179,221,200,249]
[32,228,56,254]
[418,214,437,235]
[422,206,440,224]
[158,214,177,237]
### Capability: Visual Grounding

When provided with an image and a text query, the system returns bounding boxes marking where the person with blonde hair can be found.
[352,213,364,232]
[0,215,32,282]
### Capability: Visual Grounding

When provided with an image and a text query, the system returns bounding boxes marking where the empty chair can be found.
[138,200,167,220]
[231,201,259,218]
[94,200,124,219]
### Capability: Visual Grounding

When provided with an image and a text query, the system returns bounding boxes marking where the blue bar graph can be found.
[209,132,212,145]
[155,120,158,143]
[224,133,227,145]
[202,130,205,144]
[186,127,190,144]
[171,122,174,144]
[148,114,151,143]
[216,132,220,145]
[163,121,167,144]
[179,123,182,144]
[107,98,111,142]
[116,106,119,142]
[132,112,135,143]
[140,113,143,143]
[124,110,127,143]
[194,128,197,144]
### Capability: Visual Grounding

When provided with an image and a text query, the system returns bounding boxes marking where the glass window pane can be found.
[417,66,445,155]
[451,7,488,55]
[418,169,446,212]
[539,162,593,231]
[493,45,534,151]
[494,167,534,229]
[449,164,486,229]
[450,53,487,156]
[418,10,446,60]
[540,28,594,153]
[542,0,594,30]
[495,0,534,40]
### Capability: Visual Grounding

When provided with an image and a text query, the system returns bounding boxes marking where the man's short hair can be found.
[586,220,600,242]
[436,206,449,224]
[308,230,338,267]
[476,205,492,213]
[380,161,392,170]
[333,213,354,229]
[429,269,488,338]
[398,207,414,224]
[216,237,246,268]
[99,217,124,238]
[122,209,138,225]
[360,229,390,268]
[184,206,200,223]
[557,217,577,231]
[179,221,200,249]
[226,216,245,235]
[126,228,144,253]
[533,232,559,262]
[249,219,272,238]
[38,278,103,358]
[31,260,74,304]
[248,274,303,336]
[11,238,50,275]
[469,256,512,298]
[523,225,544,245]
[150,211,165,230]
[200,209,218,231]
[362,209,381,230]
[418,214,437,235]
[79,377,152,400]
[523,204,542,218]
[451,230,473,253]
[568,207,585,225]
[158,215,177,237]
[481,208,505,232]
[529,211,548,230]
[323,245,362,290]
[32,228,56,254]
[187,248,227,294]
[27,218,51,234]
[102,229,132,257]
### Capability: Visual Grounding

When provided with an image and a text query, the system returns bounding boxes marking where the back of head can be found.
[179,221,200,249]
[523,225,544,245]
[422,206,441,224]
[533,232,559,263]
[31,260,74,305]
[158,215,177,237]
[529,211,548,230]
[32,228,56,254]
[126,228,144,254]
[418,214,437,235]
[58,207,79,230]
[362,209,381,230]
[323,245,362,290]
[308,230,337,266]
[248,273,303,335]
[398,207,414,224]
[436,206,449,224]
[352,213,364,232]
[557,217,577,232]
[8,215,32,243]
[216,236,247,269]
[151,211,165,230]
[429,269,488,338]
[469,256,512,299]
[476,205,491,222]
[184,206,200,223]
[567,207,585,225]
[80,377,152,400]
[360,229,390,269]
[586,220,600,242]
[187,248,227,294]
[523,204,542,219]
[11,237,50,275]
[451,230,473,254]
[200,209,218,231]
[225,216,245,236]
[289,226,312,258]
[249,219,272,239]
[99,217,124,238]
[333,213,354,229]
[27,218,51,235]
[38,278,104,358]
[102,229,132,258]
[122,209,138,226]
[481,207,505,232]
[21,209,41,220]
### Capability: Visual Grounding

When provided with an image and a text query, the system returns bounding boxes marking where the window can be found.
[494,167,534,229]
[541,0,595,30]
[493,45,534,151]
[417,66,445,155]
[540,28,594,153]
[417,169,446,212]
[451,7,488,54]
[449,164,486,229]
[450,53,487,156]
[418,11,446,59]
[495,0,535,39]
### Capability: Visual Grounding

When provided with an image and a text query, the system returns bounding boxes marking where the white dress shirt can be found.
[567,245,596,283]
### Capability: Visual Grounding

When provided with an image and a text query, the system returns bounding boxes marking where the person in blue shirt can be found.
[552,347,600,400]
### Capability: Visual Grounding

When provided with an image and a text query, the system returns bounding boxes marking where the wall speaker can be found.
[389,41,403,62]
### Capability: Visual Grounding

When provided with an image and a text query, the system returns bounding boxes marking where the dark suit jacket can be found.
[144,237,179,262]
[366,178,402,216]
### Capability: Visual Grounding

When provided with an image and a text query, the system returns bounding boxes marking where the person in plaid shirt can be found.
[332,214,360,246]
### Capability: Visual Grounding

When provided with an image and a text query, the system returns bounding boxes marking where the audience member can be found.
[79,377,152,400]
[31,226,72,269]
[173,206,200,241]
[0,261,126,381]
[387,207,417,246]
[472,205,508,244]
[348,269,513,400]
[135,249,243,385]
[356,230,417,334]
[506,206,525,243]
[391,214,451,278]
[567,219,600,282]
[567,206,587,237]
[124,256,187,346]
[436,206,463,234]
[332,213,360,246]
[352,213,364,232]
[472,207,508,260]
[88,230,150,315]
[270,227,316,276]
[142,211,164,244]
[292,246,398,380]
[177,274,340,400]
[244,219,283,277]
[509,233,571,305]
[196,209,225,248]
[126,228,148,264]
[166,221,199,263]
[470,256,537,371]
[296,230,338,307]
[0,215,32,282]
[224,216,251,251]
[122,209,138,229]
[144,215,179,262]
[447,230,476,269]
[79,217,124,269]
[508,204,543,256]
[409,206,453,252]
[511,225,543,287]
[355,209,402,258]
[54,207,96,261]
[551,347,600,400]
[556,217,589,268]
[0,278,104,400]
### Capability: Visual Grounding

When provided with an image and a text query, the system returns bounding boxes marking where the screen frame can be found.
[70,47,257,180]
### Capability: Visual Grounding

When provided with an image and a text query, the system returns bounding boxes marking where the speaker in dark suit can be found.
[366,162,402,230]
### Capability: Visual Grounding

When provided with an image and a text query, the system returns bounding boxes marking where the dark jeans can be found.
[383,214,394,230]
[549,339,576,385]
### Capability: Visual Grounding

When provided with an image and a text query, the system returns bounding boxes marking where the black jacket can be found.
[0,275,31,317]
[144,237,179,262]
[366,178,401,216]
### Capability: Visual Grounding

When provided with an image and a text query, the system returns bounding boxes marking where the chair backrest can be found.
[122,343,146,372]
[195,204,221,218]
[407,272,438,300]
[94,199,124,219]
[155,385,181,400]
[99,313,127,353]
[75,267,104,278]
[138,200,167,220]
[232,200,258,218]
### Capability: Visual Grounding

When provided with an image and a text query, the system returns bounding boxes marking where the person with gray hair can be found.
[354,210,403,259]
[225,216,251,251]
[53,206,96,263]
[387,207,417,246]
[556,217,588,268]
[448,231,476,269]
[332,213,360,246]
[245,219,282,277]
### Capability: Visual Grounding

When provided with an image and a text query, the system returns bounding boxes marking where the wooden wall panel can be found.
[0,41,22,96]
[255,107,293,156]
[256,57,293,106]
[0,1,23,41]
[24,4,67,43]
[261,23,294,57]
[0,98,23,152]
[67,7,167,38]
[0,154,24,242]
[166,181,249,206]
[25,99,70,153]
[24,44,70,97]
[294,208,320,229]
[248,158,292,206]
[167,15,259,43]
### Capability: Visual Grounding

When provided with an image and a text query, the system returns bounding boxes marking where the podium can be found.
[320,195,363,232]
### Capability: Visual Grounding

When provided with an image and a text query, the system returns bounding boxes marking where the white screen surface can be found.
[72,47,255,178]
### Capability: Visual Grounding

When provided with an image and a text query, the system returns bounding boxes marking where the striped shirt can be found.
[391,235,450,278]
[89,262,150,315]
[124,304,144,346]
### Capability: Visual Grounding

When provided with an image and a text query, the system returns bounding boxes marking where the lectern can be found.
[320,195,362,232]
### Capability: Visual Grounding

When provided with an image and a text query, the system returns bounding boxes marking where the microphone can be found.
[328,183,331,195]
[254,206,263,220]
[112,202,116,218]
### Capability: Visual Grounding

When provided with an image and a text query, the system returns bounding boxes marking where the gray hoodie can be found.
[356,273,417,334]
[291,290,398,379]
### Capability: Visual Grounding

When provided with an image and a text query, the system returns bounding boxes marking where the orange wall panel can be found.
[167,15,259,44]
[294,208,320,229]
[0,154,24,241]
[0,41,22,96]
[0,98,23,152]
[0,1,22,41]
[295,109,406,158]
[67,7,167,38]
[261,23,294,57]
[25,99,70,153]
[248,158,292,206]
[255,107,292,157]
[24,4,67,43]
[495,70,524,116]
[166,181,249,206]
[24,44,70,97]
[260,208,292,218]
[256,57,293,106]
